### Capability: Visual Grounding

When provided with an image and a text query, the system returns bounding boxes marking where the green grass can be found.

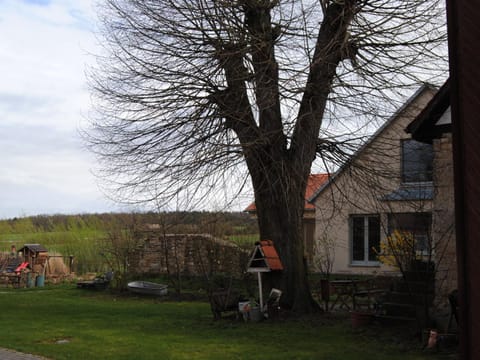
[0,285,449,360]
[227,234,258,246]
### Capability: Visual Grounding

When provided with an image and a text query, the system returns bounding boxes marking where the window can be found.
[401,139,434,183]
[388,213,432,254]
[350,215,380,265]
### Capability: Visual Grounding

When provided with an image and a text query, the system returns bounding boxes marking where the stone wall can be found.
[130,232,250,277]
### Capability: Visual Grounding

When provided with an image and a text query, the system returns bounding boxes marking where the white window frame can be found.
[350,215,381,267]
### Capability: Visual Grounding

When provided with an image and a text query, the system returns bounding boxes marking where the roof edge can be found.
[309,84,436,203]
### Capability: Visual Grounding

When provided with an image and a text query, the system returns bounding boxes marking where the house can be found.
[310,85,439,277]
[245,174,329,264]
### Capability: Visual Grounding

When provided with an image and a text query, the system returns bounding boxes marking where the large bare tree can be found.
[87,0,447,311]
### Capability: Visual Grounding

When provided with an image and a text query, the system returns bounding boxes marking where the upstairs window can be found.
[401,139,433,183]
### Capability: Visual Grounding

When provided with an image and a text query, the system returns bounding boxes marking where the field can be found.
[0,285,450,360]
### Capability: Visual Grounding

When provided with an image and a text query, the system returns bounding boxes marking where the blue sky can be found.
[0,0,125,218]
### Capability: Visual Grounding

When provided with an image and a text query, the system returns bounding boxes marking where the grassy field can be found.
[0,285,452,360]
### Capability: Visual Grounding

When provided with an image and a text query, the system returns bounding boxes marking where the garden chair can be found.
[208,287,242,320]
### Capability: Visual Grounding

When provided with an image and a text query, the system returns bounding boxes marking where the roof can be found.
[406,79,451,143]
[382,183,434,201]
[18,244,48,253]
[244,174,329,213]
[304,174,330,209]
[247,240,284,272]
[309,84,436,203]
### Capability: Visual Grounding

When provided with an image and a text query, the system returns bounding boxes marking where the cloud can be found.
[0,0,120,219]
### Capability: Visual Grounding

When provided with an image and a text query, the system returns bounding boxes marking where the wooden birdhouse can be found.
[246,240,283,310]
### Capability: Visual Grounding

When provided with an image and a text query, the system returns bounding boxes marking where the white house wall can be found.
[313,87,436,276]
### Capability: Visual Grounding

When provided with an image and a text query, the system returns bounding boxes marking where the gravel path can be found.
[0,348,49,360]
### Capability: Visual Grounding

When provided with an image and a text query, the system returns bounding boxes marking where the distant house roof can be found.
[19,244,48,253]
[406,79,451,143]
[247,240,284,272]
[244,173,329,213]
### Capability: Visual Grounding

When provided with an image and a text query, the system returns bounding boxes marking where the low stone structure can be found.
[130,232,249,277]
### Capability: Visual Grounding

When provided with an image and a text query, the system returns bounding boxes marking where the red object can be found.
[258,240,284,271]
[244,174,329,212]
[15,262,29,274]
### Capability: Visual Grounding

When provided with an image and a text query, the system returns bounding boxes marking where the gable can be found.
[310,85,437,203]
[406,79,451,143]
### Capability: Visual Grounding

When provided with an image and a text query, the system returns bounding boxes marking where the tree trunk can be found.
[249,161,318,312]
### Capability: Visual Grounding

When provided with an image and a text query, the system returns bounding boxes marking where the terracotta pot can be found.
[320,279,330,301]
[350,311,373,329]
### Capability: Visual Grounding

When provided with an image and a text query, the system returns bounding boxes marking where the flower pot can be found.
[320,279,330,311]
[320,279,330,301]
[350,311,373,329]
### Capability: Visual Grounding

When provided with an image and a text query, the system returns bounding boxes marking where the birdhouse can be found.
[246,240,283,312]
[247,240,283,273]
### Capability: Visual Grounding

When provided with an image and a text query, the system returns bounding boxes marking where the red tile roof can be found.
[259,240,284,271]
[247,240,284,271]
[244,174,329,213]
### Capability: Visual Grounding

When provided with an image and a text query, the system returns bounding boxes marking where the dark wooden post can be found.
[446,1,480,358]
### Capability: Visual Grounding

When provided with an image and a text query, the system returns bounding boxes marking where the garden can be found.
[0,284,455,360]
[0,214,457,359]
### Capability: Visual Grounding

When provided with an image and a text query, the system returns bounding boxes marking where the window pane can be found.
[402,140,433,182]
[368,217,380,261]
[388,212,432,253]
[352,217,365,261]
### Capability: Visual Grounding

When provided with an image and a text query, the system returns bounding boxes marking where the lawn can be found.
[0,285,453,360]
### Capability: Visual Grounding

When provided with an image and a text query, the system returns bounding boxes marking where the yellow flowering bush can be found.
[376,230,417,271]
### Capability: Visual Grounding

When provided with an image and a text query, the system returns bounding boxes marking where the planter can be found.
[250,307,264,322]
[320,279,330,311]
[320,279,330,301]
[350,311,373,329]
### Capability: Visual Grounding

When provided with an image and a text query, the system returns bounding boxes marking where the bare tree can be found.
[86,0,447,311]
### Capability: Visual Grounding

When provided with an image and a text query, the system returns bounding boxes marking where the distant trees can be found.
[87,0,447,311]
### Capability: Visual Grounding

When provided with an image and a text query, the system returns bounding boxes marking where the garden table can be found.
[329,280,356,310]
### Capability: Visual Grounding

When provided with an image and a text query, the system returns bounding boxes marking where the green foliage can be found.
[0,286,440,360]
[0,212,258,275]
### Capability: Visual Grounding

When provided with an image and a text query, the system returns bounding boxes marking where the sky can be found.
[0,0,127,219]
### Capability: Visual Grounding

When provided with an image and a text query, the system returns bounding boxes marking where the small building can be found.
[18,244,48,274]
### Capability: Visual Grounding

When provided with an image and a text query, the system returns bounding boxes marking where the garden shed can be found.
[18,244,48,274]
